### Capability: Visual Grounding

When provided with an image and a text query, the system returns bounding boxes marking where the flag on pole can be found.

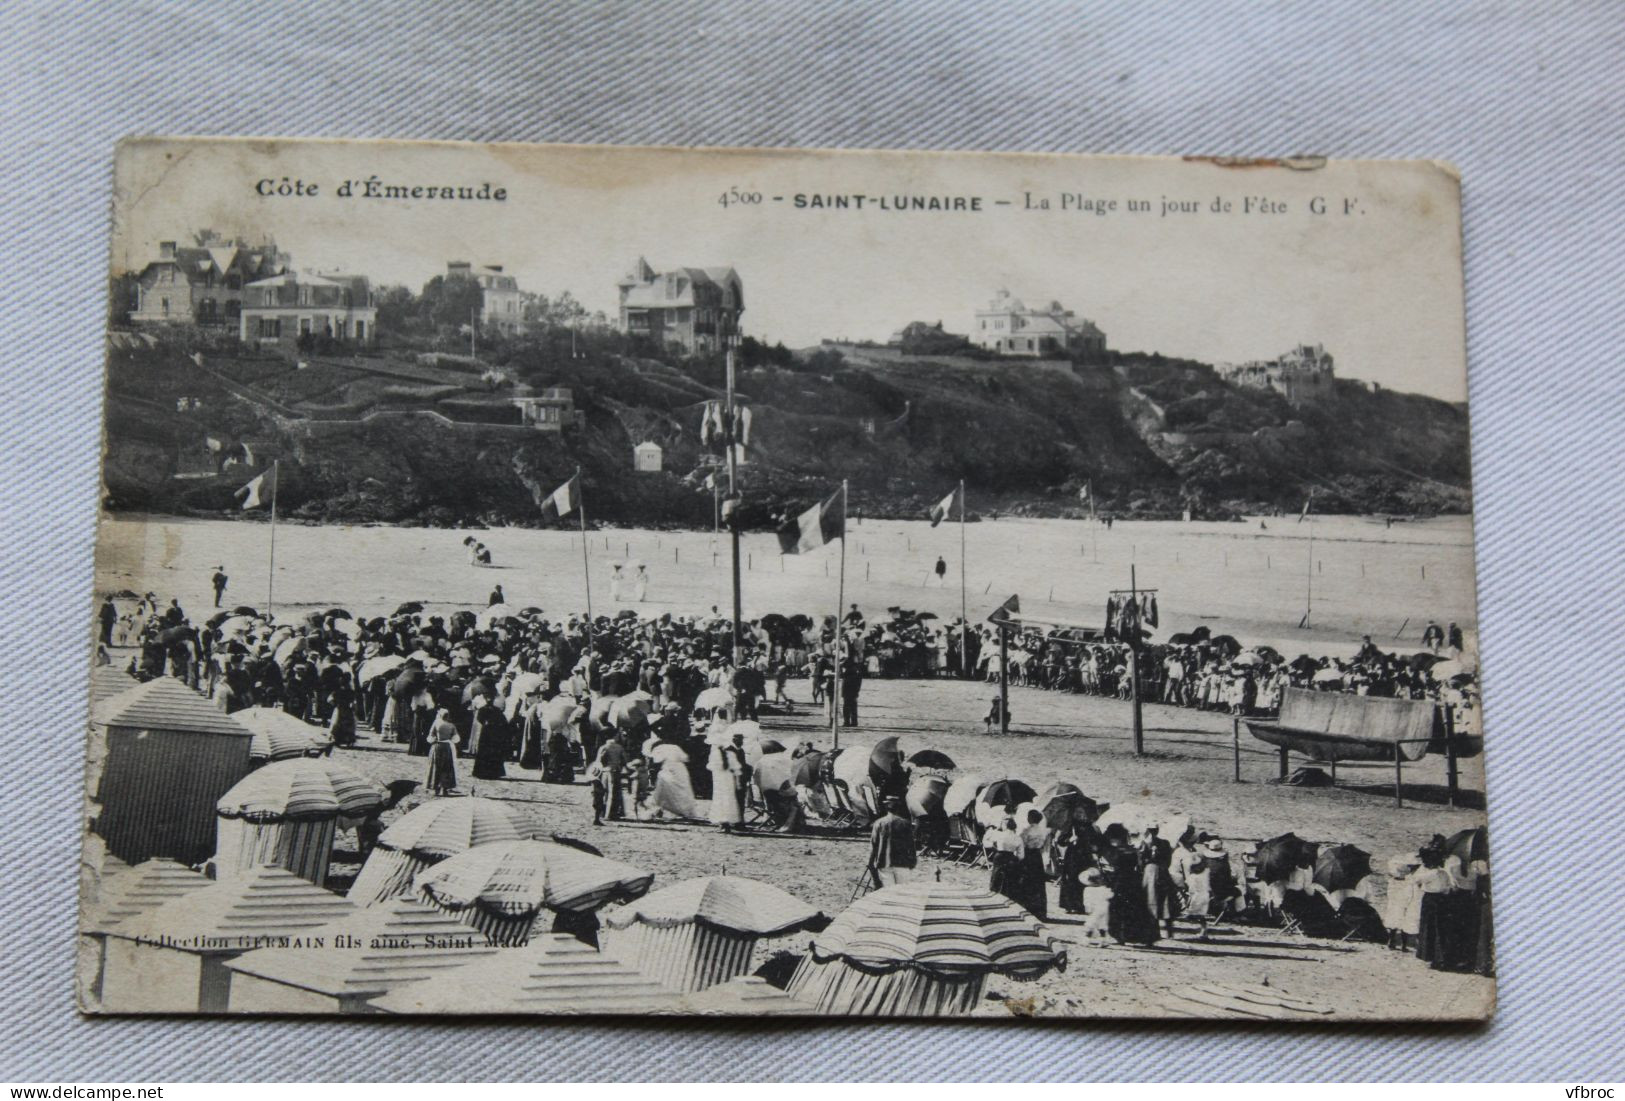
[540,473,581,519]
[776,487,845,554]
[1297,491,1314,523]
[988,593,1021,627]
[235,468,275,510]
[1078,481,1091,505]
[928,485,962,528]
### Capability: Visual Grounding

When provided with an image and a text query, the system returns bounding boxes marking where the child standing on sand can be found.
[1081,869,1114,945]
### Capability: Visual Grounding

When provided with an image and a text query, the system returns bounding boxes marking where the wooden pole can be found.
[726,341,743,671]
[998,624,1009,736]
[1232,715,1242,782]
[1394,752,1404,808]
[266,459,279,615]
[1130,563,1144,756]
[959,479,968,678]
[1443,705,1460,808]
[833,480,847,749]
[1279,745,1290,781]
[577,468,593,676]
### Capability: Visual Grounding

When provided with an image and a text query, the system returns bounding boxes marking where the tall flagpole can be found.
[958,479,968,677]
[576,467,593,674]
[833,479,847,749]
[725,333,743,672]
[1303,517,1314,629]
[266,459,279,616]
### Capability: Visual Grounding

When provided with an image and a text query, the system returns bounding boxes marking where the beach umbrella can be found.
[975,778,1036,826]
[787,881,1064,1016]
[1408,652,1443,671]
[1312,667,1344,684]
[205,610,232,629]
[904,773,950,818]
[906,749,956,772]
[1313,844,1373,893]
[461,676,498,704]
[759,738,787,755]
[648,742,689,768]
[334,618,364,640]
[942,774,987,818]
[520,606,544,618]
[1230,651,1267,668]
[272,637,307,665]
[1255,833,1316,883]
[693,686,733,712]
[231,605,260,617]
[1209,634,1241,656]
[607,875,825,993]
[477,603,519,630]
[213,759,387,885]
[218,757,388,822]
[302,611,325,629]
[394,601,424,617]
[358,654,408,683]
[1033,782,1101,830]
[325,608,352,620]
[1430,659,1474,681]
[416,840,653,937]
[233,706,332,763]
[348,797,533,905]
[1445,826,1489,864]
[547,834,603,857]
[510,672,547,696]
[1290,655,1320,674]
[609,691,656,733]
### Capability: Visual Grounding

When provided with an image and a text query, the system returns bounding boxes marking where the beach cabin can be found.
[369,933,680,1015]
[92,678,254,866]
[225,899,498,1014]
[101,866,355,1013]
[79,858,211,1008]
[634,441,663,473]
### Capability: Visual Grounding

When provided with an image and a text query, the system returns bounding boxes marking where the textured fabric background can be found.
[3,0,1622,1082]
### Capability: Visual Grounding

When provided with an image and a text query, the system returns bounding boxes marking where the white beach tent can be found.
[101,866,355,1013]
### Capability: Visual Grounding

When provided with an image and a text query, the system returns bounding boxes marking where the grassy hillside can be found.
[97,331,1472,527]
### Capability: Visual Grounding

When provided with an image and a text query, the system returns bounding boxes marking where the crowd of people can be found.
[94,582,1490,977]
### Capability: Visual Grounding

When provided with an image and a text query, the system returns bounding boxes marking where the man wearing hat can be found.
[211,566,228,608]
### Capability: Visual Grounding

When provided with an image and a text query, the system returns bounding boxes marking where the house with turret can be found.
[617,257,743,353]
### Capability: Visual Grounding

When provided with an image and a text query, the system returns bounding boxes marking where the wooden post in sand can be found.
[1232,716,1242,782]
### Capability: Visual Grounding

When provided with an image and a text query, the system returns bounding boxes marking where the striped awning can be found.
[605,875,822,937]
[808,881,1064,979]
[682,976,815,1016]
[93,677,252,738]
[415,840,653,918]
[86,859,212,933]
[216,757,387,822]
[232,707,333,762]
[374,797,531,860]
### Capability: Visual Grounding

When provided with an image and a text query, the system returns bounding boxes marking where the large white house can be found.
[972,290,1107,359]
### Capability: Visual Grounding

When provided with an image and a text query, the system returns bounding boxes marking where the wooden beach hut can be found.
[786,881,1064,1016]
[605,875,824,993]
[101,866,356,1013]
[224,898,498,1014]
[213,758,387,885]
[369,933,677,1015]
[92,678,254,865]
[347,797,530,906]
[78,858,211,1008]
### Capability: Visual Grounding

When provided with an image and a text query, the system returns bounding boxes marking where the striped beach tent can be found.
[79,858,212,1007]
[348,797,532,905]
[415,840,653,946]
[787,881,1064,1017]
[102,867,356,1012]
[214,758,387,885]
[232,706,333,764]
[224,898,499,1013]
[606,875,824,993]
[369,933,677,1015]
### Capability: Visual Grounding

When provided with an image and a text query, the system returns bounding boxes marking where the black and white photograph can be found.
[78,137,1492,1021]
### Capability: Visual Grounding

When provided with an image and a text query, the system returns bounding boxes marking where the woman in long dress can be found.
[471,700,511,781]
[707,736,743,830]
[1016,808,1051,920]
[645,740,696,818]
[426,709,459,795]
[985,816,1025,907]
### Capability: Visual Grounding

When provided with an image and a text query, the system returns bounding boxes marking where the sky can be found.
[114,139,1469,402]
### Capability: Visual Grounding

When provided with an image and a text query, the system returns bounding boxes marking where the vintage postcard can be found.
[80,137,1491,1020]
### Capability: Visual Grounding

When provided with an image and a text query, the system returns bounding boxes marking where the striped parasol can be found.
[806,881,1063,979]
[416,840,653,919]
[348,797,535,906]
[376,797,533,859]
[606,876,822,937]
[232,707,333,763]
[216,758,388,822]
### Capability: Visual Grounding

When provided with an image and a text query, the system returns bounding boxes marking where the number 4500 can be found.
[718,188,762,207]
